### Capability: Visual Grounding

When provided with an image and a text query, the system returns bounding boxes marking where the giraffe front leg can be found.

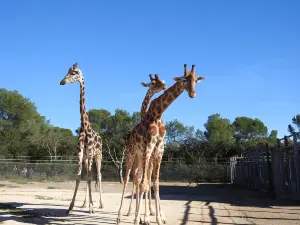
[148,159,155,216]
[87,158,95,213]
[134,140,155,225]
[117,156,135,224]
[67,140,84,214]
[153,154,165,225]
[81,174,89,208]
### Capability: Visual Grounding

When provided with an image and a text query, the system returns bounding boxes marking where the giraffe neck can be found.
[149,82,184,116]
[140,89,155,120]
[79,80,89,129]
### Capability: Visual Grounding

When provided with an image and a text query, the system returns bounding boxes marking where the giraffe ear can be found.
[196,76,204,82]
[73,62,78,69]
[141,82,150,87]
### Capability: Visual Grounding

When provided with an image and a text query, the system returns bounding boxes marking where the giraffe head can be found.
[141,74,167,94]
[60,62,83,85]
[173,64,204,98]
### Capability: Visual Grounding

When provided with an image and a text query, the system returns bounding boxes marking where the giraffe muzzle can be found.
[188,91,196,98]
[60,80,66,85]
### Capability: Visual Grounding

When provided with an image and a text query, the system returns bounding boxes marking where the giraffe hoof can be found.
[139,217,143,224]
[150,211,155,216]
[99,204,103,209]
[116,217,121,224]
[89,207,95,213]
[162,220,167,224]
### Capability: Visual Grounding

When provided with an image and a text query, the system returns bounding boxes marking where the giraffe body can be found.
[129,64,204,225]
[60,63,104,214]
[117,74,166,224]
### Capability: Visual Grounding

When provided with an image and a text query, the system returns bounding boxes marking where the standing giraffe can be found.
[60,62,103,214]
[117,64,204,225]
[126,74,167,217]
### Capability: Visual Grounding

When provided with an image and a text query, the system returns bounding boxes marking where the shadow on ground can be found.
[126,183,300,225]
[0,202,118,225]
[1,183,299,225]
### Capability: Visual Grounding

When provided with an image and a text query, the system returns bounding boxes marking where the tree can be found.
[267,129,278,147]
[288,114,300,138]
[233,116,268,149]
[30,125,77,161]
[203,114,234,160]
[0,88,46,157]
[164,119,195,161]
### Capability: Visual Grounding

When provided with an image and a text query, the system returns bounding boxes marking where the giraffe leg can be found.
[81,161,89,208]
[153,154,165,224]
[67,140,84,214]
[134,169,143,225]
[126,181,135,216]
[87,157,95,213]
[96,157,104,209]
[148,159,155,216]
[134,137,156,225]
[116,156,135,224]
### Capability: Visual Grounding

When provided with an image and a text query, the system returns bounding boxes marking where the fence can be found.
[0,160,231,183]
[230,133,300,200]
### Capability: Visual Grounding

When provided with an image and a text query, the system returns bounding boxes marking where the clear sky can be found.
[1,0,299,138]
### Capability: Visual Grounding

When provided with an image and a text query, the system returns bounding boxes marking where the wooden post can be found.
[292,133,300,196]
[266,143,275,199]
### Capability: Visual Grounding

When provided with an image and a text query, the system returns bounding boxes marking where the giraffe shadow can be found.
[0,202,117,225]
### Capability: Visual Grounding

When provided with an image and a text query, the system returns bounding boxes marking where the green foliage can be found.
[232,116,268,150]
[0,88,77,159]
[288,114,300,139]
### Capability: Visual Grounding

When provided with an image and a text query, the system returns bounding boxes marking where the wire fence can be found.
[0,159,231,183]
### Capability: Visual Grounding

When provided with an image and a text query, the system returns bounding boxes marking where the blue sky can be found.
[1,0,299,138]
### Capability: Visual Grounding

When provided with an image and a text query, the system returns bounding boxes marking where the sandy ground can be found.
[0,180,300,225]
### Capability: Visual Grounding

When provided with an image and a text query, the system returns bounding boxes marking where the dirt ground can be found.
[0,180,300,225]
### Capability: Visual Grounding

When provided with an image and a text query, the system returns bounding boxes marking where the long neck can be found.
[79,81,89,129]
[149,82,184,116]
[140,89,155,120]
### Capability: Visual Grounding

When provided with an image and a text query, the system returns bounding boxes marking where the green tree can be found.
[288,114,300,138]
[165,119,194,161]
[233,116,268,150]
[0,88,46,157]
[203,114,234,160]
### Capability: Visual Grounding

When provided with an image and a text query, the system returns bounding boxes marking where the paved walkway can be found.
[0,181,299,224]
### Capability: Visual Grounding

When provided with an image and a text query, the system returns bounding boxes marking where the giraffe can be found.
[60,62,103,214]
[116,74,166,224]
[126,74,167,217]
[118,64,204,225]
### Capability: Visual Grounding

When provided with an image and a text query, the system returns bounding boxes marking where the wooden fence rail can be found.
[230,133,300,201]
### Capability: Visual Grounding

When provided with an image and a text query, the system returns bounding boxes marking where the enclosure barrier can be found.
[0,160,231,183]
[230,133,300,200]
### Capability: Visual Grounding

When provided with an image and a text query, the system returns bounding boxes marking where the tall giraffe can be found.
[117,64,204,225]
[60,62,103,214]
[117,74,166,223]
[126,74,166,217]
